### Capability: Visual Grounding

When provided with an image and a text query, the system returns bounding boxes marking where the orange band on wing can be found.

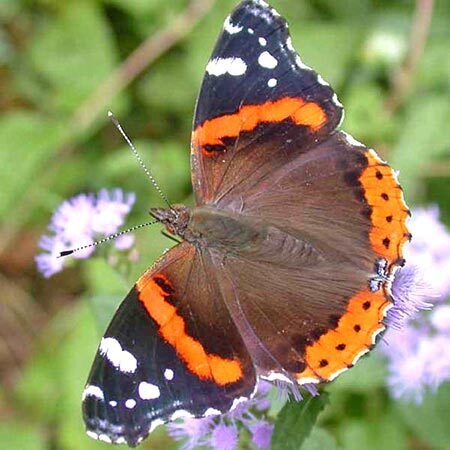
[136,274,243,385]
[297,288,390,382]
[192,97,327,155]
[359,149,410,265]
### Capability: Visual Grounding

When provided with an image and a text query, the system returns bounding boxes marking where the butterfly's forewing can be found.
[83,242,256,446]
[210,132,409,384]
[191,0,343,205]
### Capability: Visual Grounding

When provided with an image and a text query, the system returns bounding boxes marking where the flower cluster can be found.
[168,381,276,450]
[382,206,450,402]
[35,189,136,278]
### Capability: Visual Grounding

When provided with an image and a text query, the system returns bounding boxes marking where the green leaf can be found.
[342,84,398,145]
[27,1,122,115]
[271,393,329,450]
[288,23,364,88]
[83,258,128,296]
[338,415,408,450]
[0,421,45,450]
[390,95,450,201]
[395,382,450,449]
[82,258,128,332]
[302,427,339,450]
[0,112,65,220]
[328,353,387,393]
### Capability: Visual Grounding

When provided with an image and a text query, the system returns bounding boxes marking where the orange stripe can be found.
[136,274,243,385]
[192,97,326,154]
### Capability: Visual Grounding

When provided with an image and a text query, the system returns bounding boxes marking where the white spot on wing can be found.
[171,410,194,420]
[332,92,343,108]
[258,51,278,69]
[259,37,267,46]
[248,28,254,34]
[352,348,370,365]
[164,368,174,380]
[316,74,329,86]
[99,337,137,373]
[268,78,277,87]
[86,431,99,440]
[224,16,243,34]
[261,372,293,383]
[328,367,349,381]
[125,399,136,409]
[342,131,365,147]
[206,57,247,77]
[295,55,312,71]
[230,396,248,411]
[204,407,222,417]
[109,400,117,407]
[297,377,320,385]
[149,419,165,434]
[286,37,295,52]
[98,434,112,444]
[139,381,161,400]
[82,385,104,401]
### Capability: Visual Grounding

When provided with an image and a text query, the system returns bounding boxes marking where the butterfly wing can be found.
[188,1,409,385]
[209,131,409,385]
[83,242,256,446]
[191,0,343,205]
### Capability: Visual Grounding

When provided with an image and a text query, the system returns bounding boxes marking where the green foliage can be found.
[272,393,329,450]
[1,0,450,449]
[395,383,450,449]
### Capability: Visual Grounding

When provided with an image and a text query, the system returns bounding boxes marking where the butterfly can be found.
[82,0,410,446]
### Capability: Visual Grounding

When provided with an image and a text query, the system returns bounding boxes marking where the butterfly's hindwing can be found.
[83,243,256,446]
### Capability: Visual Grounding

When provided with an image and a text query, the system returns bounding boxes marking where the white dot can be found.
[316,74,329,86]
[98,434,112,443]
[109,400,117,407]
[268,78,277,87]
[248,28,254,34]
[206,57,247,77]
[125,399,136,409]
[259,37,267,46]
[99,337,137,374]
[164,368,174,380]
[223,16,242,35]
[139,382,161,400]
[258,51,278,69]
[86,431,99,440]
[82,385,104,401]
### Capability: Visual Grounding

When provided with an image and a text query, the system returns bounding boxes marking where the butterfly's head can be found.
[149,204,191,239]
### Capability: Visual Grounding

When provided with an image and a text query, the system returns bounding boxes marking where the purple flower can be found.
[386,265,434,329]
[210,422,238,450]
[382,205,450,402]
[249,421,274,450]
[114,234,135,251]
[404,205,450,298]
[36,189,136,278]
[168,380,278,450]
[167,416,213,450]
[92,189,135,235]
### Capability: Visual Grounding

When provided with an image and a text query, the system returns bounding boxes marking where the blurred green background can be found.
[0,0,449,449]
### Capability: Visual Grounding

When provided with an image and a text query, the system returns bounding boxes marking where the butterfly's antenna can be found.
[108,111,172,209]
[58,220,158,257]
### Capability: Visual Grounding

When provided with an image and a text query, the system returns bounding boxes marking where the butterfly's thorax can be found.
[188,205,322,265]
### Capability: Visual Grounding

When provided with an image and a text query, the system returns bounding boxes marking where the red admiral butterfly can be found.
[82,0,410,446]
